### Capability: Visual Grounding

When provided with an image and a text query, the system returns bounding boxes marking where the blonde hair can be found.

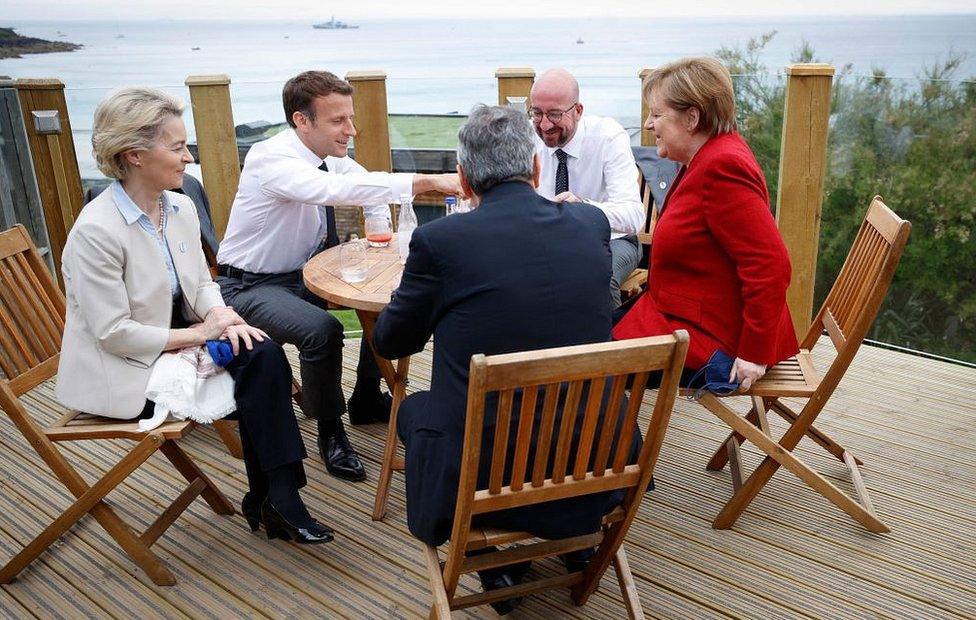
[91,87,185,179]
[644,57,736,136]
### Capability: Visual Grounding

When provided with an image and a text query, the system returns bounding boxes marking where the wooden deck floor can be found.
[1,338,974,619]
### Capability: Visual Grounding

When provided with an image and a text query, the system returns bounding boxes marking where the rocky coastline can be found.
[0,27,81,60]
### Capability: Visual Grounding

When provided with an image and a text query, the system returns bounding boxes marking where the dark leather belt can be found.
[217,264,249,279]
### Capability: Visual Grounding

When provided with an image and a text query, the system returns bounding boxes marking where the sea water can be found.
[2,15,974,178]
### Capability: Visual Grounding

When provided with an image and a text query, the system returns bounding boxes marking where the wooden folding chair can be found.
[683,196,911,533]
[423,332,689,618]
[619,166,659,300]
[0,224,235,586]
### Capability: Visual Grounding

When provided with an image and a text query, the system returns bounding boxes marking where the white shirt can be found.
[534,114,643,240]
[217,128,413,273]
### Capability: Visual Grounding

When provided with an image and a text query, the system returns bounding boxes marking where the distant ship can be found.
[313,16,359,30]
[576,37,584,44]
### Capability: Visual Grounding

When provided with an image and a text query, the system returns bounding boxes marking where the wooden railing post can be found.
[638,68,654,146]
[185,74,239,240]
[345,71,392,173]
[775,63,834,338]
[496,68,535,109]
[1,80,55,274]
[15,78,84,283]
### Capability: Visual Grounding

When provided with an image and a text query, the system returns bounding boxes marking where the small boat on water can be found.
[576,37,584,44]
[313,16,359,29]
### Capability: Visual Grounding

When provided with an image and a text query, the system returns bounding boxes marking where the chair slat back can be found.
[805,196,911,356]
[451,333,688,529]
[0,226,66,391]
[636,165,657,245]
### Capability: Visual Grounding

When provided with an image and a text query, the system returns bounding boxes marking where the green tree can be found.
[716,34,976,362]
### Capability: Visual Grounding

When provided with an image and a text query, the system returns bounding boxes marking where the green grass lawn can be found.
[388,114,467,149]
[330,309,363,336]
[237,114,466,151]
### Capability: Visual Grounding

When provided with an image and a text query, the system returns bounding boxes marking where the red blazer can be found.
[613,132,798,369]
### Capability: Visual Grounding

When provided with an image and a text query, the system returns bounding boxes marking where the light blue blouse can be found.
[111,181,182,298]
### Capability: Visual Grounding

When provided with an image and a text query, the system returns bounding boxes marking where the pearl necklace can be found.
[154,197,165,235]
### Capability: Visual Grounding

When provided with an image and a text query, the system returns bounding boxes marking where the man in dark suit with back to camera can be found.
[373,104,637,614]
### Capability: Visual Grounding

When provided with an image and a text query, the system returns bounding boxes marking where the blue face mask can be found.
[687,349,740,400]
[206,339,235,367]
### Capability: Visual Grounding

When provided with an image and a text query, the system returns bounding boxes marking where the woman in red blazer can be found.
[614,57,798,390]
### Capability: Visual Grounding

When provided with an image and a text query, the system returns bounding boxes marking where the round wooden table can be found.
[303,237,408,521]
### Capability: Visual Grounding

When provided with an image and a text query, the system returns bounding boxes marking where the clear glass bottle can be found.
[397,193,417,265]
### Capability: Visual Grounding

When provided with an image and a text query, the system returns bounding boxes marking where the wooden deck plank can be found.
[0,584,33,619]
[662,417,976,530]
[13,391,583,619]
[634,488,974,619]
[0,519,103,620]
[652,455,976,609]
[0,338,974,618]
[671,418,976,548]
[656,440,976,586]
[0,438,266,620]
[32,429,425,618]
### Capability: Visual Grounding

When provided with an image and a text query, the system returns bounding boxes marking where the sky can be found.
[1,0,974,21]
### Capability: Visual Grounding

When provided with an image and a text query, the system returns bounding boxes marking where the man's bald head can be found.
[531,68,580,105]
[529,68,583,148]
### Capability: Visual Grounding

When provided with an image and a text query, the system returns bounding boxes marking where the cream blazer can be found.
[56,188,225,419]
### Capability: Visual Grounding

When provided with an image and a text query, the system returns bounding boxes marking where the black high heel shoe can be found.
[241,491,263,532]
[260,498,334,544]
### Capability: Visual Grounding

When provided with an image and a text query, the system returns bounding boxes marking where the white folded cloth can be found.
[139,346,236,432]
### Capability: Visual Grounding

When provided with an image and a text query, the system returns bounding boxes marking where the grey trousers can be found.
[218,269,380,422]
[610,235,641,309]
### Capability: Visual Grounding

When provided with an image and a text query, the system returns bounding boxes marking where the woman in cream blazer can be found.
[57,87,333,544]
[57,185,224,417]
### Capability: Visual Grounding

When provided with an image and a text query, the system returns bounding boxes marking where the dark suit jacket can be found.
[614,132,798,368]
[373,180,639,546]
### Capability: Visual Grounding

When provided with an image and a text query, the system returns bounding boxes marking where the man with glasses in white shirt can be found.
[217,70,460,483]
[530,68,644,309]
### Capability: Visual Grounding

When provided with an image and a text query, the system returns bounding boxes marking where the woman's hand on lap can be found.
[195,307,241,340]
[730,358,766,391]
[221,324,267,355]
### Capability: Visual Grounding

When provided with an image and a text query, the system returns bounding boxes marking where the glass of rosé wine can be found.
[364,215,393,247]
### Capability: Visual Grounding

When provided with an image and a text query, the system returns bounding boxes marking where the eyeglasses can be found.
[527,103,579,124]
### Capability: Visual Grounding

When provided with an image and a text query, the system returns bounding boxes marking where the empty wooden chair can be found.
[422,332,689,618]
[0,224,234,586]
[684,196,911,533]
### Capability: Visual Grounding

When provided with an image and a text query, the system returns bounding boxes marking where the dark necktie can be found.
[554,148,569,195]
[318,161,340,250]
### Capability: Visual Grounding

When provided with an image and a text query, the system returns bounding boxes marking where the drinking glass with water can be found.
[339,240,368,283]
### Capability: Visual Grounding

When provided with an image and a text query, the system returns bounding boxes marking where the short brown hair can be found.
[282,71,353,128]
[644,57,736,136]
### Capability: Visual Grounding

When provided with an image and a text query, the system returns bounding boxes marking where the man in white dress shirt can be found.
[530,68,644,309]
[217,70,459,482]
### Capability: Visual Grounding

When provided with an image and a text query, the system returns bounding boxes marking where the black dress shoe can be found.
[561,547,596,573]
[478,560,531,616]
[241,491,263,532]
[348,389,392,425]
[260,499,334,544]
[318,422,367,482]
